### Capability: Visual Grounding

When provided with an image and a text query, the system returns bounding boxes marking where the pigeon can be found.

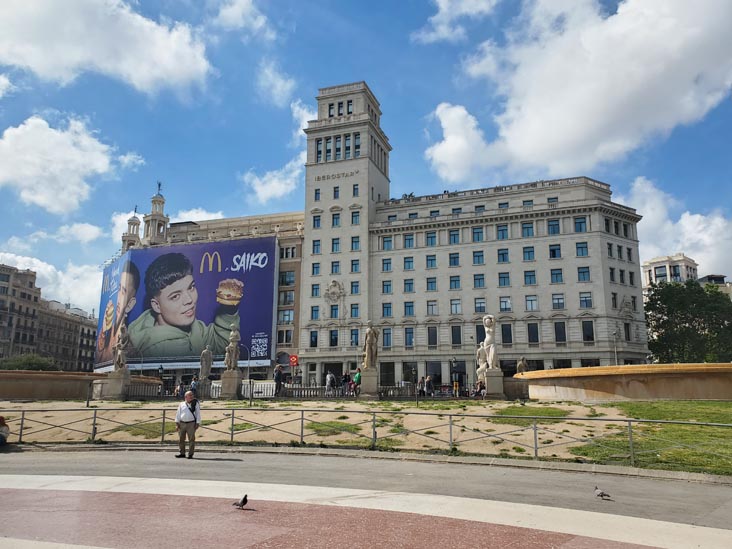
[233,494,248,509]
[594,486,611,500]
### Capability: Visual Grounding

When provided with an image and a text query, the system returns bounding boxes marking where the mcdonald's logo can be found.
[200,251,222,273]
[289,354,298,366]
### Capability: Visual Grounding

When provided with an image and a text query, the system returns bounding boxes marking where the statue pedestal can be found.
[359,367,378,397]
[92,368,131,400]
[483,369,505,399]
[220,369,242,400]
[198,380,211,399]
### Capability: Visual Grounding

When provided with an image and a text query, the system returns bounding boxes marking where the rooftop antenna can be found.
[157,181,162,194]
[134,204,138,214]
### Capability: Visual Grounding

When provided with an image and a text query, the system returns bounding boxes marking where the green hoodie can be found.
[128,308,239,358]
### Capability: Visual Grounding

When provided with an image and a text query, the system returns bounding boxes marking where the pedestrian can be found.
[274,365,283,396]
[0,416,9,446]
[190,376,199,398]
[417,376,425,397]
[175,390,201,459]
[353,367,362,397]
[325,371,336,397]
[341,372,350,397]
[425,375,434,397]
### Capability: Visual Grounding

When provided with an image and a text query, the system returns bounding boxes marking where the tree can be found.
[645,280,732,363]
[0,354,59,371]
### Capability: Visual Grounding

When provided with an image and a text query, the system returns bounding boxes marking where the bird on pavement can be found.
[594,486,611,500]
[233,494,248,509]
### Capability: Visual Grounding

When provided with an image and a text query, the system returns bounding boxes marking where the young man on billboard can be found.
[128,252,243,358]
[97,260,140,364]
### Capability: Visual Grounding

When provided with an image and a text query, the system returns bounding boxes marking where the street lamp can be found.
[158,365,164,398]
[612,331,619,365]
[412,366,418,406]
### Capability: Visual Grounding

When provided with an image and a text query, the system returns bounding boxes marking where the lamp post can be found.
[612,331,619,366]
[158,365,164,399]
[412,366,418,406]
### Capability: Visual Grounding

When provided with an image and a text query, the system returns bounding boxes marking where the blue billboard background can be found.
[95,236,277,369]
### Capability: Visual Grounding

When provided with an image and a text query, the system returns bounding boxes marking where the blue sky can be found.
[1,0,731,314]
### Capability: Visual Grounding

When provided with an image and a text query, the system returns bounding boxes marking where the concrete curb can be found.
[12,442,732,486]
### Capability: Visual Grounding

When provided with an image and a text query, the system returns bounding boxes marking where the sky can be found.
[0,0,731,315]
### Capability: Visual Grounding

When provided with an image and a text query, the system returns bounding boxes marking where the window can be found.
[449,276,461,289]
[277,329,293,345]
[629,272,635,286]
[382,236,393,250]
[450,299,462,314]
[404,302,415,316]
[388,214,397,222]
[619,270,626,284]
[615,245,622,260]
[347,303,358,319]
[312,263,320,276]
[499,296,512,312]
[326,137,332,161]
[278,290,294,305]
[310,330,318,347]
[405,327,414,348]
[574,216,587,232]
[627,248,633,262]
[351,281,360,294]
[472,227,484,242]
[654,266,667,283]
[328,103,334,117]
[528,323,539,343]
[331,238,340,253]
[316,139,323,162]
[475,205,485,213]
[523,200,534,208]
[475,297,486,313]
[427,300,438,315]
[428,325,438,346]
[525,295,538,311]
[351,211,360,225]
[330,304,339,319]
[409,213,419,220]
[551,268,563,283]
[350,329,359,346]
[311,284,320,297]
[382,280,392,294]
[345,134,351,159]
[607,243,613,257]
[611,292,618,308]
[312,240,321,254]
[501,324,513,344]
[404,279,414,293]
[427,277,437,291]
[522,222,534,237]
[576,242,588,257]
[548,196,558,204]
[332,213,340,227]
[473,251,484,265]
[430,209,439,217]
[624,322,631,341]
[579,292,593,308]
[331,261,340,274]
[426,231,437,246]
[554,322,567,343]
[382,303,392,317]
[313,215,321,229]
[451,325,462,345]
[623,223,629,238]
[330,330,338,347]
[524,270,537,285]
[278,310,294,324]
[426,255,437,268]
[582,320,595,342]
[473,274,485,289]
[351,236,360,251]
[449,229,460,244]
[354,133,360,157]
[382,328,392,348]
[614,220,620,235]
[498,202,509,209]
[497,224,508,239]
[552,293,565,309]
[632,295,637,311]
[497,249,509,263]
[351,259,360,273]
[311,306,320,320]
[404,234,414,248]
[547,219,560,235]
[609,267,616,282]
[499,272,510,287]
[449,253,460,267]
[347,99,353,114]
[333,186,340,199]
[335,136,341,160]
[404,257,414,270]
[549,244,561,259]
[523,246,535,261]
[382,258,392,272]
[279,271,295,285]
[452,207,462,215]
[605,218,611,232]
[578,266,591,282]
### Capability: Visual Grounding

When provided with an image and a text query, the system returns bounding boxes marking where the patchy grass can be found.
[336,415,349,420]
[612,400,732,424]
[114,419,218,439]
[230,422,256,432]
[306,420,361,436]
[491,406,569,426]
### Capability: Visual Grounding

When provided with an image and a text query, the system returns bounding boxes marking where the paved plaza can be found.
[1,450,730,548]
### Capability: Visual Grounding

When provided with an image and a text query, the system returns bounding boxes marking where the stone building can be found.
[642,253,698,290]
[0,265,41,358]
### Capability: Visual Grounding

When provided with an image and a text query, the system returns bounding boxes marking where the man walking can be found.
[175,391,201,459]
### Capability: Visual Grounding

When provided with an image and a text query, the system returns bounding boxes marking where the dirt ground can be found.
[0,398,627,460]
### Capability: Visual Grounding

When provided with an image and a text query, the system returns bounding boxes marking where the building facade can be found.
[0,265,41,358]
[642,253,698,290]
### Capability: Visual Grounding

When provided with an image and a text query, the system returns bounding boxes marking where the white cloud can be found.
[0,252,102,315]
[0,74,12,98]
[4,223,105,253]
[289,99,316,147]
[256,59,296,108]
[170,208,225,223]
[435,0,732,181]
[412,0,499,44]
[211,0,276,41]
[0,116,113,214]
[617,177,732,277]
[0,0,210,95]
[243,150,306,204]
[117,152,145,170]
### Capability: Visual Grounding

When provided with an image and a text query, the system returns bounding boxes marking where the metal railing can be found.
[1,406,730,475]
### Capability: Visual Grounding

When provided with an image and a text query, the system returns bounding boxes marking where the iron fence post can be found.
[161,410,166,444]
[449,414,453,449]
[300,410,304,444]
[230,410,235,444]
[371,412,377,449]
[533,419,539,459]
[627,420,635,467]
[91,409,98,441]
[18,410,25,443]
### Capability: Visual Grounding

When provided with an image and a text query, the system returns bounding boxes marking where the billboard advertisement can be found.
[95,236,277,370]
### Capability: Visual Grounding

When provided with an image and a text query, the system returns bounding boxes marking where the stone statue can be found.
[482,314,499,370]
[114,325,129,371]
[362,320,380,370]
[476,342,488,383]
[200,345,213,379]
[224,341,238,370]
[517,356,528,374]
[229,323,240,345]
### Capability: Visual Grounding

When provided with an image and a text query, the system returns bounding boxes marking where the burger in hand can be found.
[216,278,244,306]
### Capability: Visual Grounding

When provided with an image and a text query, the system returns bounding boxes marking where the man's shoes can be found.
[175,453,185,458]
[187,454,194,459]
